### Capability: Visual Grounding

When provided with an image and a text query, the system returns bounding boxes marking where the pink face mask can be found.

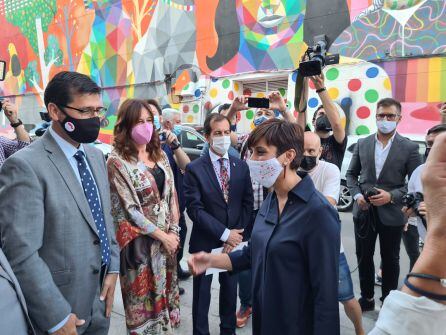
[131,122,154,145]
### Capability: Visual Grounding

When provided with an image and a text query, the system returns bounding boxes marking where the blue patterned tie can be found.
[74,151,110,266]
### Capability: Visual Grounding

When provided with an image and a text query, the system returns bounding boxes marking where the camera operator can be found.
[0,98,31,167]
[346,98,422,311]
[402,124,446,242]
[296,72,347,170]
[369,132,446,335]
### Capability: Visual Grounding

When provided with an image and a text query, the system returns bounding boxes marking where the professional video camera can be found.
[402,192,426,229]
[298,35,339,77]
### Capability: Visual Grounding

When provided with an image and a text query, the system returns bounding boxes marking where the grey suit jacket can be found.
[0,131,119,333]
[0,248,35,334]
[346,133,422,226]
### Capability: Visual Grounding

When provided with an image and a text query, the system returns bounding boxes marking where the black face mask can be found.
[315,115,332,132]
[424,147,431,161]
[59,109,100,143]
[300,155,317,171]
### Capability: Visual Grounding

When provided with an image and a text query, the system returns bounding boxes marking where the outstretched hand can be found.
[188,252,212,276]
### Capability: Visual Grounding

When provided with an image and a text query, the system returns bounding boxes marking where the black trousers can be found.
[193,272,237,335]
[177,212,187,264]
[354,209,403,301]
[402,224,420,271]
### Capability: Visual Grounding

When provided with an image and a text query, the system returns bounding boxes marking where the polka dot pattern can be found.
[366,67,379,79]
[243,88,252,96]
[348,79,362,92]
[365,89,379,103]
[74,151,110,265]
[326,68,339,81]
[308,97,319,108]
[193,104,199,113]
[209,88,218,98]
[246,109,254,120]
[328,87,339,99]
[356,106,371,119]
[183,105,189,113]
[186,115,194,123]
[194,89,201,98]
[228,91,234,100]
[222,79,230,89]
[356,125,370,135]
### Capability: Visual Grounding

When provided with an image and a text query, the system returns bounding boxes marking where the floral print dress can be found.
[107,150,180,335]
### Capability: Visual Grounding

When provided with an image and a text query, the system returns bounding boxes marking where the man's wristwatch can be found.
[10,119,23,128]
[316,87,326,94]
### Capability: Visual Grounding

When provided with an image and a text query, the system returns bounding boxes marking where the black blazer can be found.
[184,153,254,253]
[346,133,422,226]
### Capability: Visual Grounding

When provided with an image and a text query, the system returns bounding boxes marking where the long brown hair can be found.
[113,99,163,162]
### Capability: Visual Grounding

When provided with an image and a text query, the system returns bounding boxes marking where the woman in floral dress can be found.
[107,99,181,334]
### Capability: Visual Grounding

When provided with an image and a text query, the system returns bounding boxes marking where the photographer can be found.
[346,98,422,311]
[0,99,30,167]
[370,132,446,335]
[296,72,347,170]
[403,124,446,242]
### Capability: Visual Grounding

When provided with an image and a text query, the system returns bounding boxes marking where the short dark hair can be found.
[203,113,231,136]
[376,98,402,114]
[44,71,101,108]
[312,105,325,123]
[247,119,304,170]
[146,99,162,115]
[218,103,231,114]
[427,124,446,135]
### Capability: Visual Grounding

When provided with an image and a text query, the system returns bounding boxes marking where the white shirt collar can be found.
[375,132,397,145]
[209,147,229,163]
[49,125,85,161]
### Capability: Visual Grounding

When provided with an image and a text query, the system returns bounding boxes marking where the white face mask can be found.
[377,120,397,134]
[246,158,283,188]
[211,135,231,155]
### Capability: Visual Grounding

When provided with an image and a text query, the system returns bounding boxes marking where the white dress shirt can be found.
[374,132,396,180]
[209,149,231,242]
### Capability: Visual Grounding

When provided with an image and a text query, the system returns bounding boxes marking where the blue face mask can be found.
[254,115,269,127]
[153,115,161,130]
[173,124,182,137]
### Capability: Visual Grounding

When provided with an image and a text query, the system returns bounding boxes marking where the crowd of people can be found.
[0,70,445,335]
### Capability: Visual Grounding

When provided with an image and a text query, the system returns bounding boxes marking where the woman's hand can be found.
[188,252,212,276]
[162,232,179,256]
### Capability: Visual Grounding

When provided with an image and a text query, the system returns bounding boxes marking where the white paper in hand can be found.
[205,242,248,276]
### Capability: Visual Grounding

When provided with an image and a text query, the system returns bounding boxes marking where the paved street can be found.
[109,212,411,334]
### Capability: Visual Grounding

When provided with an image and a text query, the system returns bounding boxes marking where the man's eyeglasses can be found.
[59,104,107,118]
[376,113,400,121]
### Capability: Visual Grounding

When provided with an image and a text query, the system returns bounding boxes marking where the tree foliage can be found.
[4,0,57,53]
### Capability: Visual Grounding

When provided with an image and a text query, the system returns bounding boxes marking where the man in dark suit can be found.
[184,113,253,335]
[346,98,422,311]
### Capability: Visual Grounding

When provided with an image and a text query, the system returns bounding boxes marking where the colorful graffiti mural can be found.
[0,0,444,140]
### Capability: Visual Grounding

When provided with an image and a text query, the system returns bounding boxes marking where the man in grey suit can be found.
[0,248,35,334]
[0,71,119,335]
[346,98,422,312]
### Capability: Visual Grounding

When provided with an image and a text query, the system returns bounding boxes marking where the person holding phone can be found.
[0,98,30,167]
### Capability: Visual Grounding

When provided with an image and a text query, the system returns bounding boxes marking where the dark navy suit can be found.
[229,174,340,335]
[184,153,253,335]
